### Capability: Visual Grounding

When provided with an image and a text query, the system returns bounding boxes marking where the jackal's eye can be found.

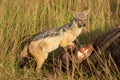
[84,19,87,21]
[84,19,87,23]
[78,19,82,21]
[75,18,81,21]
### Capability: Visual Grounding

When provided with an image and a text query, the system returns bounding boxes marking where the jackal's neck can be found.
[69,19,83,35]
[70,19,82,30]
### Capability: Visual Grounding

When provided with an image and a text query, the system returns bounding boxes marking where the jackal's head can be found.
[72,9,89,28]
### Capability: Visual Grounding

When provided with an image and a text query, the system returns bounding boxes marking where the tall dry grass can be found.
[0,0,120,80]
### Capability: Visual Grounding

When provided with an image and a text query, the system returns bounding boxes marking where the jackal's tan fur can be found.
[19,9,89,72]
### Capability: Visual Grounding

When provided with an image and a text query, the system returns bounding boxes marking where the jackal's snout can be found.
[76,20,87,28]
[79,22,86,27]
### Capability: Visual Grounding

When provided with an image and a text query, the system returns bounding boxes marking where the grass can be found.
[0,0,120,80]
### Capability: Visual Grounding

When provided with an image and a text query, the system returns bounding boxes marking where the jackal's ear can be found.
[70,10,79,18]
[82,8,90,16]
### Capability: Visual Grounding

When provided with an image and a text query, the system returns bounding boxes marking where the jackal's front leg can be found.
[62,42,75,53]
[66,42,75,48]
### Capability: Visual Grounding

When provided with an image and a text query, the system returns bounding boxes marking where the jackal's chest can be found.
[60,28,83,47]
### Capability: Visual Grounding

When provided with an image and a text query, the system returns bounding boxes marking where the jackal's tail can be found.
[18,45,29,68]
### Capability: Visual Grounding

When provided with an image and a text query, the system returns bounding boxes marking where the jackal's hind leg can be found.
[29,44,47,72]
[35,54,46,72]
[19,46,29,68]
[35,50,47,72]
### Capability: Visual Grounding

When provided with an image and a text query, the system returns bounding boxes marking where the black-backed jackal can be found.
[18,9,89,72]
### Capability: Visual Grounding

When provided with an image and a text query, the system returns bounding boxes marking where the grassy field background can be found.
[0,0,120,80]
